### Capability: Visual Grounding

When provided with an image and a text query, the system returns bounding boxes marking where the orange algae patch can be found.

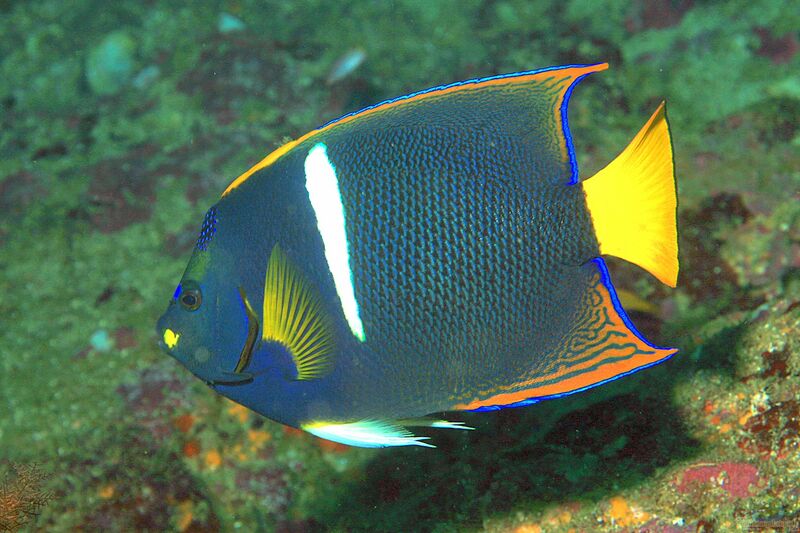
[227,402,250,423]
[174,414,196,433]
[98,484,115,499]
[183,440,201,458]
[248,429,271,449]
[513,525,542,533]
[607,496,651,527]
[176,500,193,532]
[204,450,222,470]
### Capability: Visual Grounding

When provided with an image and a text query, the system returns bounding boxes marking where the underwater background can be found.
[1,0,798,531]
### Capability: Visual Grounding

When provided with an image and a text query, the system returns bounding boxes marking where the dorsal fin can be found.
[222,63,609,196]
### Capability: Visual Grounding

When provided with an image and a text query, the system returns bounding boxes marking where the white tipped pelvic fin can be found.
[301,418,472,448]
[303,419,433,448]
[398,419,475,430]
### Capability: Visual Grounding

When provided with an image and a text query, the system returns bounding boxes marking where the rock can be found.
[89,329,114,352]
[675,462,760,499]
[218,13,245,33]
[132,65,160,89]
[86,31,137,95]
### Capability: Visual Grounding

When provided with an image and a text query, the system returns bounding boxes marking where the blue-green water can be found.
[1,1,798,531]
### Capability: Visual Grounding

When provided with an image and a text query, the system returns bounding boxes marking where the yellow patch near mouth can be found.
[163,328,180,349]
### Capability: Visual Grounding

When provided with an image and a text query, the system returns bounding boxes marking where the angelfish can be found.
[157,63,679,448]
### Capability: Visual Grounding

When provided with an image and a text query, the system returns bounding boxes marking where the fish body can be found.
[157,63,679,447]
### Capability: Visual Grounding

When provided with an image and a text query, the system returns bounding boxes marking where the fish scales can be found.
[220,80,599,418]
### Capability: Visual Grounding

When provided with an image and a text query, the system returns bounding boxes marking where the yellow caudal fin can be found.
[583,102,678,287]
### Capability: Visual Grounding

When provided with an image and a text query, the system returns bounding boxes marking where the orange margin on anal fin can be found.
[452,259,676,411]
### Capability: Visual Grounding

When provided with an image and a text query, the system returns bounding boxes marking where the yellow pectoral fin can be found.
[261,244,335,380]
[583,102,678,287]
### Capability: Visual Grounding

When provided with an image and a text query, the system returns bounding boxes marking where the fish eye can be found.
[179,282,202,311]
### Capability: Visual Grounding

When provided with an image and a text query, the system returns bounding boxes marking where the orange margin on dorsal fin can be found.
[221,63,609,197]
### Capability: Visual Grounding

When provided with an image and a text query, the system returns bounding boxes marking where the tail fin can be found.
[583,102,678,287]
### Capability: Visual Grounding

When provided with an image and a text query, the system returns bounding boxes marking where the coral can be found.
[675,462,760,500]
[0,463,53,532]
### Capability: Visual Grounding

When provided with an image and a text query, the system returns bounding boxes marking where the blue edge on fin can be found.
[470,258,677,412]
[561,70,593,186]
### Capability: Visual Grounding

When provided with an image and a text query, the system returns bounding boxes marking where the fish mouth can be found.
[210,286,260,386]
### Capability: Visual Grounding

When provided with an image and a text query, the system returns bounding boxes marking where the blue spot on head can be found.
[173,283,182,300]
[196,207,218,251]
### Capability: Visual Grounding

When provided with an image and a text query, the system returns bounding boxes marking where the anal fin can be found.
[453,258,677,411]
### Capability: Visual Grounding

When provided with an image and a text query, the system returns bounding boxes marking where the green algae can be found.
[1,0,799,531]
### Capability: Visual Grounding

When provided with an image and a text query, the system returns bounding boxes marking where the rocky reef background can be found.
[1,0,798,531]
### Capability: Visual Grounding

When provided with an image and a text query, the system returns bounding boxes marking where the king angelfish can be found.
[157,63,679,448]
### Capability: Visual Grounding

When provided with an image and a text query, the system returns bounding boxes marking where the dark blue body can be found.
[156,65,624,431]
